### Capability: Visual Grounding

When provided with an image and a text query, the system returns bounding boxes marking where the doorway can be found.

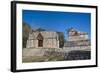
[38,40,43,47]
[37,33,43,47]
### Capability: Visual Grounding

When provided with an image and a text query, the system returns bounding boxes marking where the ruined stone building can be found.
[64,28,91,52]
[26,28,90,51]
[26,30,63,49]
[23,28,91,60]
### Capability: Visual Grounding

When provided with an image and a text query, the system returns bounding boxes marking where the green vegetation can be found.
[23,22,31,48]
[36,28,46,31]
[57,32,64,48]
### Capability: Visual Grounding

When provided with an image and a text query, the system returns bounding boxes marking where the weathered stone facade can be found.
[26,31,60,48]
[23,28,91,62]
[63,28,91,51]
[26,28,90,50]
[68,28,89,41]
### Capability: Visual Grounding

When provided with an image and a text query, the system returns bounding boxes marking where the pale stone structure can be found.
[63,28,91,51]
[26,31,60,48]
[68,28,89,41]
[23,28,91,61]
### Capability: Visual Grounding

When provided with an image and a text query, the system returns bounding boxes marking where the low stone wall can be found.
[23,46,90,57]
[23,48,58,56]
[22,48,46,57]
[63,46,91,53]
[44,50,65,57]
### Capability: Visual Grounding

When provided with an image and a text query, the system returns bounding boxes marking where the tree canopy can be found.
[23,22,31,48]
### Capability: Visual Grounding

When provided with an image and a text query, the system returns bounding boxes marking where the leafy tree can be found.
[36,28,46,31]
[23,22,31,48]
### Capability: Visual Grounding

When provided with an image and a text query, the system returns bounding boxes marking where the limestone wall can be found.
[26,38,59,48]
[43,39,59,48]
[26,31,60,48]
[63,46,91,53]
[22,48,46,57]
[26,40,38,48]
[23,45,90,58]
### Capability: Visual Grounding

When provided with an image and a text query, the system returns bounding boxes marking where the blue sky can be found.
[22,10,91,39]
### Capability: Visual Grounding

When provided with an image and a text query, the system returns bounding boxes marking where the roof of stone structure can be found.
[28,31,60,40]
[68,28,88,35]
[37,33,43,40]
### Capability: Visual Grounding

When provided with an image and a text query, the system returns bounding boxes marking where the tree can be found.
[36,28,46,31]
[23,22,31,48]
[57,32,64,48]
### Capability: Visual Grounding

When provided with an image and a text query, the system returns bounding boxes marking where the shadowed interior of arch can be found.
[37,33,43,47]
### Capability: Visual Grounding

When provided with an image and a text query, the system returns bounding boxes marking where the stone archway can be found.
[37,33,43,47]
